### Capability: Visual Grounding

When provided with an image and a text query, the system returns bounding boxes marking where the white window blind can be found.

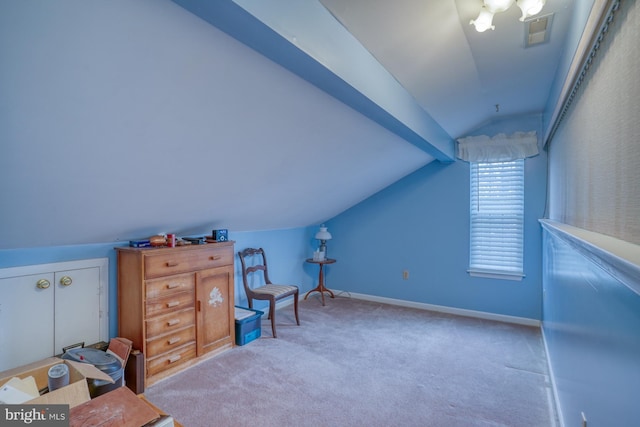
[469,160,524,279]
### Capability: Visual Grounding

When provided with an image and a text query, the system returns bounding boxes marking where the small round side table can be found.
[304,258,336,306]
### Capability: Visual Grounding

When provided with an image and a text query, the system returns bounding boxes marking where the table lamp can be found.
[315,225,332,257]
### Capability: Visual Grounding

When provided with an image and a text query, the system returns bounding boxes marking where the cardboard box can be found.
[0,357,114,408]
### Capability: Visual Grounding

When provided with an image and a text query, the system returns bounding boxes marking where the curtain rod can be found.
[544,0,621,148]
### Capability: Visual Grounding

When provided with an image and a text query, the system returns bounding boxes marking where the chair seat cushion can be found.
[252,284,298,297]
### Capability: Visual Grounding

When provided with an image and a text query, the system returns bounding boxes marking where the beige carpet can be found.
[145,296,557,426]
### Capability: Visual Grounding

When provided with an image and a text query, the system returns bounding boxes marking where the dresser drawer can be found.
[145,326,196,358]
[144,246,234,279]
[146,274,194,300]
[147,343,197,377]
[146,308,195,338]
[146,291,194,318]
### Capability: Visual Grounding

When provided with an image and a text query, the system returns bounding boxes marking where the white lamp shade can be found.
[484,0,515,13]
[470,9,495,32]
[315,226,332,241]
[516,0,546,21]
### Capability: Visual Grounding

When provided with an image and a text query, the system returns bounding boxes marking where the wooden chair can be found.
[238,248,300,338]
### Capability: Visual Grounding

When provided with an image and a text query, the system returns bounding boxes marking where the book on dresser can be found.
[115,241,235,387]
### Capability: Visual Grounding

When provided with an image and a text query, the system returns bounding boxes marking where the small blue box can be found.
[234,306,263,346]
[211,229,228,242]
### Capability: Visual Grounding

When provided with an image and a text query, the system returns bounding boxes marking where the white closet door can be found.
[54,267,101,354]
[0,273,55,371]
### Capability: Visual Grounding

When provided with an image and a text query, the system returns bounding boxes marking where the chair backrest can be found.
[238,248,273,297]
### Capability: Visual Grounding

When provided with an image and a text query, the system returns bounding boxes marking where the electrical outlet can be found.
[403,270,409,280]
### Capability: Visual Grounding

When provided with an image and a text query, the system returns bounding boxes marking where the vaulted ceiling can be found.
[319,0,577,137]
[0,0,581,249]
[175,0,577,140]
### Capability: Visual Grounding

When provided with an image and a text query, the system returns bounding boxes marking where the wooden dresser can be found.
[116,241,235,387]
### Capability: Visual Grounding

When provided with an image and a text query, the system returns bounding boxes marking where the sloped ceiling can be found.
[319,0,576,137]
[0,0,577,250]
[173,0,576,138]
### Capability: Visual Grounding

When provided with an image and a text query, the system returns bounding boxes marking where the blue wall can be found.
[231,227,320,310]
[325,133,547,320]
[0,227,318,338]
[542,227,640,426]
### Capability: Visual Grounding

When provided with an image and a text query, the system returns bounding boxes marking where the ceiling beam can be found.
[172,0,455,162]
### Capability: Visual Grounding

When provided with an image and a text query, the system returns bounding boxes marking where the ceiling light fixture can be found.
[484,0,514,13]
[470,0,546,32]
[470,7,495,32]
[516,0,546,21]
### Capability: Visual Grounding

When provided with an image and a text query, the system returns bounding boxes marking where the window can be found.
[469,160,524,280]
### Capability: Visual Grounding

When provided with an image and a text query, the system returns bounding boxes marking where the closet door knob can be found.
[60,276,73,286]
[36,279,51,289]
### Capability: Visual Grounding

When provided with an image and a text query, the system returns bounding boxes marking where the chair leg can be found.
[294,291,300,326]
[269,298,277,338]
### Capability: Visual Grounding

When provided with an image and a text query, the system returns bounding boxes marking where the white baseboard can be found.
[541,325,564,427]
[312,291,541,327]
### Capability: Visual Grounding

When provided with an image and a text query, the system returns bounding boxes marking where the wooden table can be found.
[304,258,336,306]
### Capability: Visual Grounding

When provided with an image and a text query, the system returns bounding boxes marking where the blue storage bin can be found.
[234,306,263,346]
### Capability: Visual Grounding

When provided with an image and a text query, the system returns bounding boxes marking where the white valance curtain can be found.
[456,131,539,163]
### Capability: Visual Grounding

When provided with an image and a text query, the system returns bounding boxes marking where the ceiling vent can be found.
[525,13,553,47]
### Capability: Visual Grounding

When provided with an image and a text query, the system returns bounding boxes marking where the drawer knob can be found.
[168,337,181,345]
[209,256,221,261]
[168,355,181,364]
[36,279,51,289]
[167,319,180,327]
[60,276,73,287]
[166,301,180,308]
[166,282,181,289]
[165,262,179,267]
